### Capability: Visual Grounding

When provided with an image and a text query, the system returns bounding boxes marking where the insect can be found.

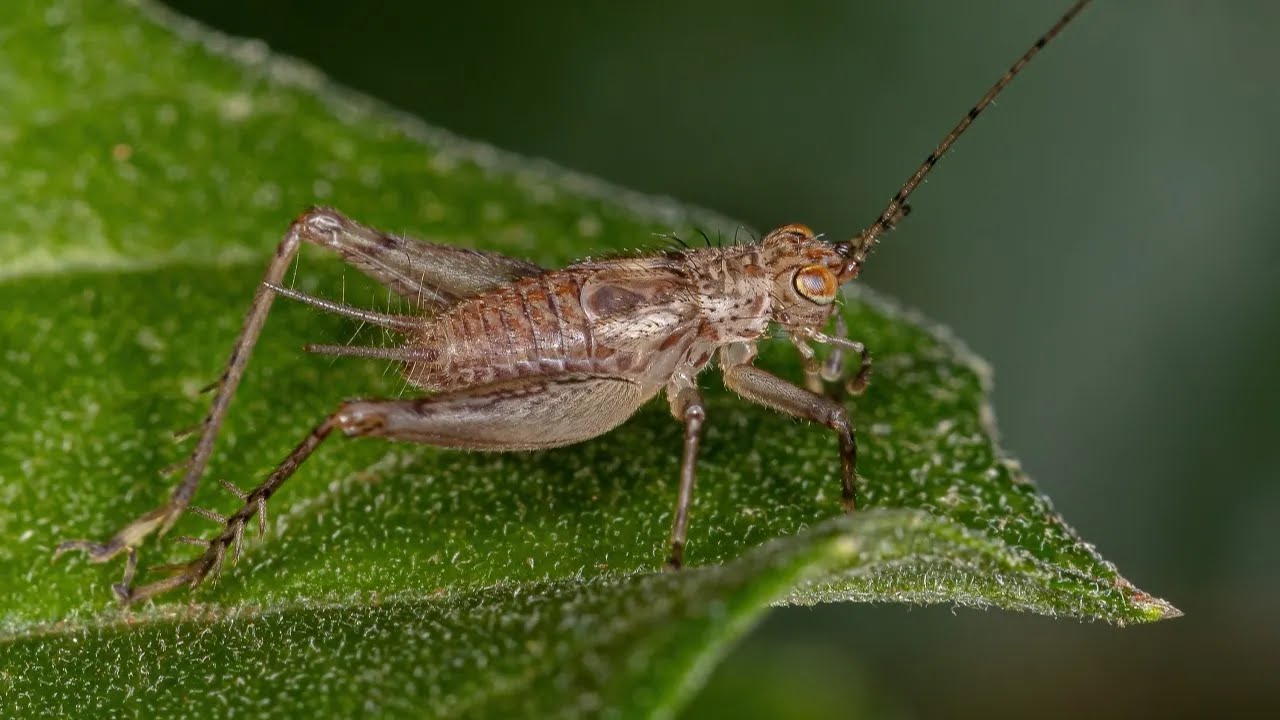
[58,0,1092,604]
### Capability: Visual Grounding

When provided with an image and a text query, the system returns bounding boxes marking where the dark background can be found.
[160,1,1280,717]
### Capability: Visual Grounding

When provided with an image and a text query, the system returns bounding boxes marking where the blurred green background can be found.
[159,1,1280,717]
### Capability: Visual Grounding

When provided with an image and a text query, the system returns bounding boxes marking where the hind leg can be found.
[59,210,339,574]
[56,208,538,590]
[115,375,645,605]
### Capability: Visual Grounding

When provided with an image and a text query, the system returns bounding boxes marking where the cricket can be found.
[58,0,1093,605]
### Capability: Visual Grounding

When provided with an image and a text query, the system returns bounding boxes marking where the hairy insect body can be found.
[58,0,1093,605]
[408,265,693,395]
[413,231,840,405]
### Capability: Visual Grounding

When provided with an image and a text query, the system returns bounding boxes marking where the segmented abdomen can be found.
[405,272,605,392]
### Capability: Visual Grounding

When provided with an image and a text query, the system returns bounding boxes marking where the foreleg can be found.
[793,315,872,396]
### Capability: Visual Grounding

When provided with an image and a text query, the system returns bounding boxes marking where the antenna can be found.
[839,0,1092,271]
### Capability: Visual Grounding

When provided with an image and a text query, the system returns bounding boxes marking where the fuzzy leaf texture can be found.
[0,0,1178,717]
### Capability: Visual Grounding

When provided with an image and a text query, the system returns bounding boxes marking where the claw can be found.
[111,582,134,606]
[846,374,870,396]
[54,505,188,607]
[665,542,685,572]
[109,550,142,606]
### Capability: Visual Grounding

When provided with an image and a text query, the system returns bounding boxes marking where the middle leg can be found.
[665,370,706,570]
[721,343,859,511]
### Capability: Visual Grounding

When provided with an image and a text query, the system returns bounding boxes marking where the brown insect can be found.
[57,0,1092,604]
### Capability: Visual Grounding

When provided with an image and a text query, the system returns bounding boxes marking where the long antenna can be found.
[840,0,1092,270]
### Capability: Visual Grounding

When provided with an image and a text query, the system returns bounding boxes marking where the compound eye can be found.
[793,265,838,305]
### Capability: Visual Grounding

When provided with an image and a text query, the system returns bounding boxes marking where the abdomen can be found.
[405,261,705,394]
[404,272,606,392]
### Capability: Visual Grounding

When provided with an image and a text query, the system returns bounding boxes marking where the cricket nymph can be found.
[406,224,844,400]
[329,222,858,456]
[57,0,1092,605]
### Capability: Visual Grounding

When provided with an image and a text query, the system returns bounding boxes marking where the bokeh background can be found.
[159,1,1280,717]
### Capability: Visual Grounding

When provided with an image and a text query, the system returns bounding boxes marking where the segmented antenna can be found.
[840,0,1092,268]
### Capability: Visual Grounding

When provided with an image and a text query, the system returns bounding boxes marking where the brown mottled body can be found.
[57,0,1093,604]
[415,248,785,398]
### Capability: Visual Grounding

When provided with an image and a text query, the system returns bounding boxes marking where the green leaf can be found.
[2,512,1012,718]
[0,0,1178,716]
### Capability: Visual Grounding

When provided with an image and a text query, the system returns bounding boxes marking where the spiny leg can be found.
[721,343,859,511]
[57,208,432,579]
[665,371,706,570]
[119,376,646,604]
[120,414,338,605]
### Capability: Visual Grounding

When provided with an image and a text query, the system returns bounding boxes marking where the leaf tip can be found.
[1117,583,1182,625]
[1136,595,1183,623]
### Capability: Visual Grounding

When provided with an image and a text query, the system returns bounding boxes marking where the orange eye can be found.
[793,265,837,304]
